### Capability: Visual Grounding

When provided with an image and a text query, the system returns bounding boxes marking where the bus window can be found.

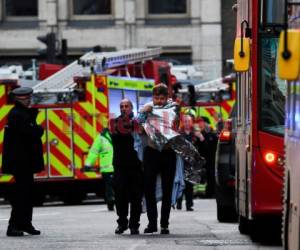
[124,90,138,115]
[246,71,251,124]
[260,0,284,26]
[286,82,294,133]
[294,82,300,136]
[237,74,242,125]
[260,37,286,135]
[108,89,122,119]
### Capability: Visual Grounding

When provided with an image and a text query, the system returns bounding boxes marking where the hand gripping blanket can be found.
[140,101,206,184]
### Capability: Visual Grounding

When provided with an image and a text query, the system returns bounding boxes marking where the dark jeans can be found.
[102,172,115,205]
[9,172,34,229]
[114,169,143,229]
[143,147,176,228]
[177,180,194,209]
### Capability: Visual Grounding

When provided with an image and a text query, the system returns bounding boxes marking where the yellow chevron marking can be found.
[0,175,13,182]
[73,132,90,153]
[47,110,73,177]
[0,106,12,121]
[73,108,94,135]
[48,129,71,159]
[0,85,4,95]
[50,153,72,176]
[96,91,108,107]
[48,109,72,136]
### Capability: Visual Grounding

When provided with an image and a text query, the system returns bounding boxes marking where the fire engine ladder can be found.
[78,47,162,73]
[33,52,94,94]
[33,48,161,94]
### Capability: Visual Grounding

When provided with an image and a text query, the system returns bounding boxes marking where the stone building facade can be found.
[0,0,222,79]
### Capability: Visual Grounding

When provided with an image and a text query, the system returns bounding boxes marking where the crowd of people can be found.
[2,83,218,237]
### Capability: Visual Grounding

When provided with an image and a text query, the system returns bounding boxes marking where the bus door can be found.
[236,71,252,219]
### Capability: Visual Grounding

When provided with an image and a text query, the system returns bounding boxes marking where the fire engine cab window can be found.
[138,91,152,111]
[5,0,37,16]
[73,0,111,15]
[109,89,122,119]
[260,37,286,135]
[148,0,187,14]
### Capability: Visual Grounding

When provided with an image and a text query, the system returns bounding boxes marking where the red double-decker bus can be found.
[234,0,285,241]
[277,1,300,249]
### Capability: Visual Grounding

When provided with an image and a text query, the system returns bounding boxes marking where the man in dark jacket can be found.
[110,99,143,235]
[197,116,218,198]
[2,87,44,237]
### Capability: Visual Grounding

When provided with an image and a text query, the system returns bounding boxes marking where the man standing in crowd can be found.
[2,87,44,237]
[84,128,115,211]
[197,116,218,198]
[138,84,179,235]
[176,113,200,211]
[110,99,143,235]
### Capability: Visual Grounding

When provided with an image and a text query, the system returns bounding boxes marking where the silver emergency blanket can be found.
[141,101,206,184]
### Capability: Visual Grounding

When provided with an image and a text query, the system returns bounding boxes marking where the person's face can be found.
[153,94,168,106]
[120,100,132,116]
[16,95,31,108]
[182,115,193,130]
[198,120,206,130]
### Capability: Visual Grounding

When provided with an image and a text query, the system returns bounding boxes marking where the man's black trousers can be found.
[143,146,176,228]
[9,172,34,229]
[177,180,194,209]
[102,172,115,206]
[113,169,143,229]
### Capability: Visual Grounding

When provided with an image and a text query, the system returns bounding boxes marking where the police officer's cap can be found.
[11,87,33,97]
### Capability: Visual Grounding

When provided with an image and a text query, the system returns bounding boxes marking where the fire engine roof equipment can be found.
[33,48,161,94]
[179,78,229,93]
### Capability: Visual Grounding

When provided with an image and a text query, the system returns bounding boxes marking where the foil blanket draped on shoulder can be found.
[138,100,206,184]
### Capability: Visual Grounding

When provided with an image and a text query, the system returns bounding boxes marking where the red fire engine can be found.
[0,48,173,204]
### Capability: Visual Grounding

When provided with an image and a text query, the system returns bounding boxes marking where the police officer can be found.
[110,99,143,235]
[84,128,115,211]
[2,87,44,237]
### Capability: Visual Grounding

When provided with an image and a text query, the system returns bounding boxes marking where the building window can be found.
[72,0,111,16]
[148,0,187,15]
[5,0,38,17]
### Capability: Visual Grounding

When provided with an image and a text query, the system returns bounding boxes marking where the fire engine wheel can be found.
[238,215,251,235]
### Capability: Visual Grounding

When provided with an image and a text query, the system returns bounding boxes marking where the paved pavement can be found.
[0,199,282,250]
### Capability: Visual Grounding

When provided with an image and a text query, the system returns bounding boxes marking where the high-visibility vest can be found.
[85,132,114,173]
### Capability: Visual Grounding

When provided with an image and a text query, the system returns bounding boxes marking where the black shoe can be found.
[130,228,139,235]
[115,225,128,234]
[23,226,41,235]
[6,227,24,237]
[160,227,170,234]
[144,225,158,234]
[186,207,194,211]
